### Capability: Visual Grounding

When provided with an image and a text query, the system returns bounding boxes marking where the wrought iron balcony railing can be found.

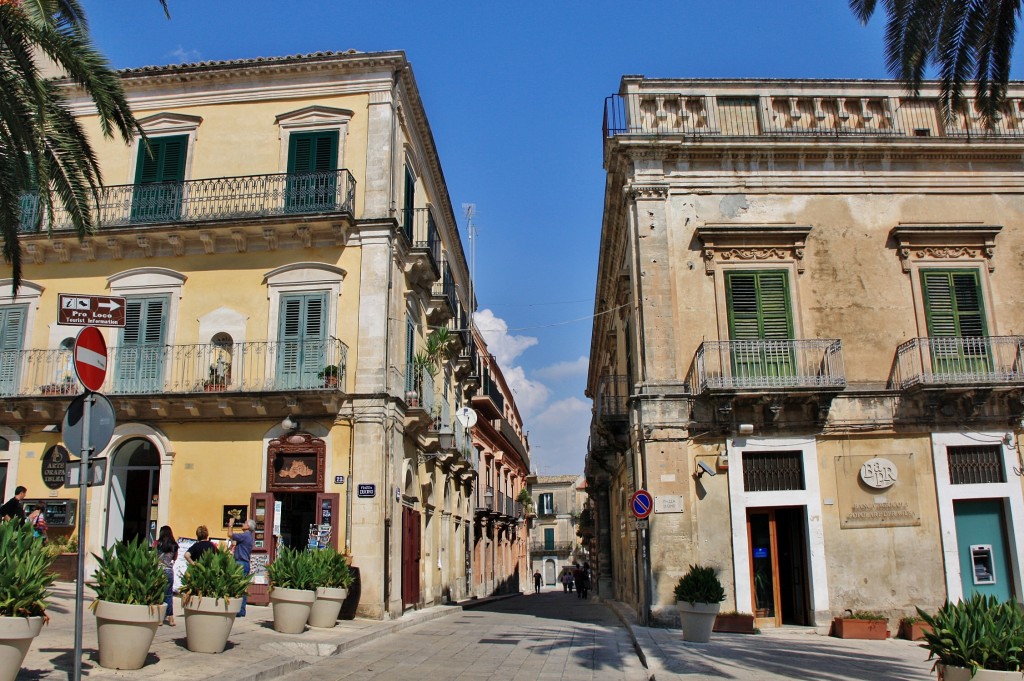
[0,339,347,398]
[595,375,629,420]
[431,256,457,312]
[402,207,441,264]
[529,541,576,555]
[18,169,356,233]
[893,336,1024,389]
[604,92,1024,140]
[695,339,846,391]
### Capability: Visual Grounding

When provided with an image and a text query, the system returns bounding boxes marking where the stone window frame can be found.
[891,224,1001,338]
[275,106,353,174]
[127,112,202,185]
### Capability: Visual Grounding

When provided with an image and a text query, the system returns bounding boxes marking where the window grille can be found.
[948,445,1005,485]
[742,451,805,491]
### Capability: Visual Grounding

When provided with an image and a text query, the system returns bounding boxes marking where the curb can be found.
[602,597,657,681]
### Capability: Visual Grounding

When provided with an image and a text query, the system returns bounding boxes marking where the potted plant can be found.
[674,564,726,643]
[713,611,757,634]
[179,548,251,654]
[898,614,932,641]
[267,546,317,634]
[918,594,1024,680]
[307,549,354,629]
[0,522,54,681]
[89,540,167,669]
[44,534,78,581]
[832,610,888,640]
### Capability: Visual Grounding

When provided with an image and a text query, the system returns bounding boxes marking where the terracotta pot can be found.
[307,586,347,629]
[939,664,1024,681]
[270,586,315,634]
[677,601,720,643]
[94,601,165,669]
[832,617,888,640]
[713,613,756,634]
[898,620,933,641]
[0,616,44,681]
[183,595,242,654]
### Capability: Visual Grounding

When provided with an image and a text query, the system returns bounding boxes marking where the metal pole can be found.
[73,392,93,681]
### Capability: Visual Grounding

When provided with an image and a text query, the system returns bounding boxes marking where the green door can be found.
[131,135,187,223]
[544,527,555,551]
[726,271,795,383]
[286,131,338,212]
[922,270,990,378]
[277,293,328,389]
[117,297,168,393]
[954,500,1014,601]
[0,305,27,395]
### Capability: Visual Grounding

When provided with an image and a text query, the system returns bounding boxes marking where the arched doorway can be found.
[105,438,160,547]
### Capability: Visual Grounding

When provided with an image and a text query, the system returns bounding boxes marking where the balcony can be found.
[529,541,576,556]
[0,339,347,398]
[604,92,1024,140]
[494,416,529,464]
[471,365,504,419]
[894,336,1024,390]
[19,169,356,233]
[402,208,441,291]
[595,375,629,422]
[426,257,457,326]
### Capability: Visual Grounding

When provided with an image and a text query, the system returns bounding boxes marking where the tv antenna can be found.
[462,203,477,319]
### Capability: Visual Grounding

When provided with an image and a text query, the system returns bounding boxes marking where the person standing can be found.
[29,508,47,542]
[0,486,27,522]
[533,570,542,593]
[573,565,585,599]
[228,517,254,617]
[155,526,179,626]
[184,525,216,565]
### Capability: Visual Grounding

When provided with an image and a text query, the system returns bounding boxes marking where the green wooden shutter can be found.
[402,168,415,240]
[543,527,555,551]
[0,305,27,393]
[405,312,416,393]
[922,270,989,376]
[132,135,187,222]
[286,131,339,211]
[726,271,794,382]
[277,293,328,389]
[117,297,167,392]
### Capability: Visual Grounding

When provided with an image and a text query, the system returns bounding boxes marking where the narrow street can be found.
[278,590,647,681]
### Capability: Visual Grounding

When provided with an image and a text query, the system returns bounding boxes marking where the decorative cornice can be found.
[626,184,669,200]
[891,224,1002,272]
[696,224,812,274]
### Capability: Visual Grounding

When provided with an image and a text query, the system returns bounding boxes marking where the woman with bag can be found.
[155,525,179,626]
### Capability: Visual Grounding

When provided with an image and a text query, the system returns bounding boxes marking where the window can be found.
[0,305,27,393]
[922,269,990,376]
[277,293,327,389]
[726,270,794,379]
[117,297,168,393]
[544,527,555,551]
[286,131,338,212]
[948,445,1005,485]
[402,168,415,241]
[742,451,805,491]
[405,312,416,394]
[131,135,187,223]
[538,493,554,515]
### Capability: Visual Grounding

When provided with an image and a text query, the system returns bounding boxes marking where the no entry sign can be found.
[73,327,107,392]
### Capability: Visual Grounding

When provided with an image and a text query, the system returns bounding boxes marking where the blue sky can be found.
[83,0,895,475]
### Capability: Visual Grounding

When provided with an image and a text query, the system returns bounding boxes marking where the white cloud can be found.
[473,309,537,366]
[167,46,202,63]
[501,365,549,418]
[533,355,588,381]
[527,397,592,475]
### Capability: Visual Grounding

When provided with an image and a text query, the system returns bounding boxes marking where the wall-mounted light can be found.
[281,415,300,432]
[738,423,754,435]
[438,425,455,451]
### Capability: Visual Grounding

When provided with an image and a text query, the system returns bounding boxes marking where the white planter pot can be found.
[677,601,721,643]
[0,616,44,681]
[270,587,316,634]
[307,587,347,629]
[94,601,165,669]
[940,665,1024,681]
[183,595,242,654]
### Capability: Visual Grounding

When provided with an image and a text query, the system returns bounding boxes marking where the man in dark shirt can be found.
[0,486,27,522]
[184,525,216,564]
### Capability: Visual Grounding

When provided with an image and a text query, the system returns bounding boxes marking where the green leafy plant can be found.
[267,546,318,591]
[845,610,886,620]
[309,549,353,589]
[318,364,340,379]
[0,521,55,617]
[89,540,166,607]
[917,594,1024,674]
[43,533,78,558]
[899,614,925,626]
[516,489,533,509]
[179,548,251,606]
[673,564,726,605]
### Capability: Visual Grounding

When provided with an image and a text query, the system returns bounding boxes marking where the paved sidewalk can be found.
[19,582,485,681]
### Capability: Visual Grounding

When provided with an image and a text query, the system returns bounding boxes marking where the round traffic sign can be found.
[63,393,116,455]
[73,326,107,392]
[630,489,653,519]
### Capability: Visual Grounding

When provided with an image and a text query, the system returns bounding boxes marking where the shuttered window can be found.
[286,131,338,211]
[726,271,794,380]
[921,270,990,376]
[544,527,555,551]
[402,168,415,241]
[277,293,328,389]
[131,135,187,222]
[117,297,168,392]
[0,305,27,392]
[405,312,416,393]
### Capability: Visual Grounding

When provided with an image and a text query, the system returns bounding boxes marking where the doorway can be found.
[106,438,160,547]
[955,499,1014,601]
[275,492,316,551]
[747,507,810,627]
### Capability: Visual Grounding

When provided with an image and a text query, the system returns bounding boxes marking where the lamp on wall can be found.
[484,489,494,509]
[438,425,455,451]
[281,415,300,432]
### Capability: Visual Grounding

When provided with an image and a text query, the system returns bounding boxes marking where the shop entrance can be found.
[106,438,160,547]
[747,507,810,628]
[275,492,316,551]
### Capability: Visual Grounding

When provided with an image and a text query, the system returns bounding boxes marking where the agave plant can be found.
[0,521,55,617]
[917,593,1024,674]
[90,540,166,607]
[267,546,318,591]
[673,564,726,605]
[309,548,353,589]
[179,548,250,606]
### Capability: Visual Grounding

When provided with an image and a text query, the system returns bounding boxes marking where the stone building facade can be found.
[527,474,586,586]
[586,76,1024,629]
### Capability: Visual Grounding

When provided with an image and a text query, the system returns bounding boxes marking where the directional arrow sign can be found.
[73,327,107,392]
[58,293,126,327]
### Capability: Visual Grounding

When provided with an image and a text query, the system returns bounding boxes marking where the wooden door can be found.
[402,505,421,608]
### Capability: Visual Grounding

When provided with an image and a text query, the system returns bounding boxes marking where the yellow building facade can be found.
[0,50,528,619]
[587,77,1024,631]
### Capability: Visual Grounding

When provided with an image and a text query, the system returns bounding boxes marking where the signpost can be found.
[58,294,126,328]
[630,489,654,519]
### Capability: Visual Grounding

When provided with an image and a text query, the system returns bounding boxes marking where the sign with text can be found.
[58,294,126,327]
[836,453,921,529]
[357,484,376,498]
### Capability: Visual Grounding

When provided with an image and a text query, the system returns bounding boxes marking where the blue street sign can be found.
[357,484,376,498]
[631,489,653,519]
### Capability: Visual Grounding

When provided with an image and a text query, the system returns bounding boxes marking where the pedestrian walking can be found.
[29,508,47,542]
[0,486,27,522]
[155,525,178,626]
[573,565,585,598]
[228,516,255,617]
[577,565,590,600]
[533,570,542,593]
[561,569,573,593]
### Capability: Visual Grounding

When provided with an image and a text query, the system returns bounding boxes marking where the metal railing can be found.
[893,336,1024,389]
[404,207,441,266]
[477,365,505,414]
[0,339,348,397]
[695,339,846,391]
[595,375,629,420]
[431,256,457,314]
[604,93,1024,139]
[529,541,576,555]
[19,169,356,233]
